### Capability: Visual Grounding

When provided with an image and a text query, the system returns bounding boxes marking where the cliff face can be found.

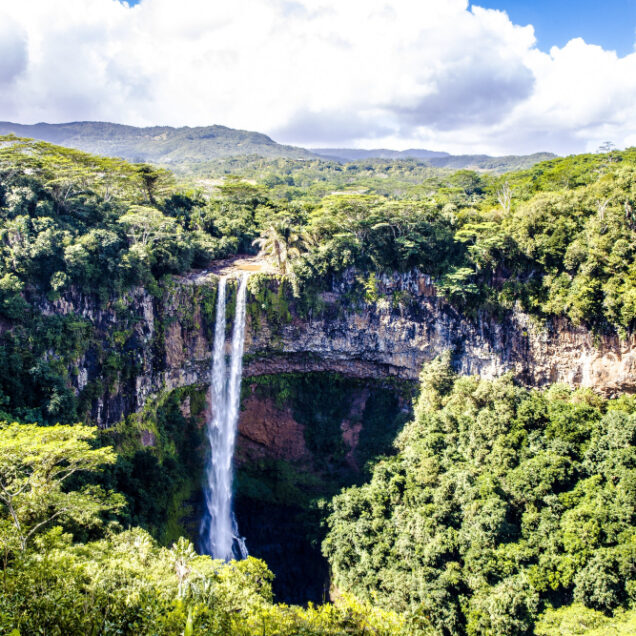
[40,269,636,427]
[236,387,310,465]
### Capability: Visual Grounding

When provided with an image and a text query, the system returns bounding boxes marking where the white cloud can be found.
[0,15,27,84]
[0,0,635,154]
[0,13,28,123]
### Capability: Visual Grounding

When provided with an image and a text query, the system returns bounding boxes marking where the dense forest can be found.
[1,133,636,633]
[326,356,636,634]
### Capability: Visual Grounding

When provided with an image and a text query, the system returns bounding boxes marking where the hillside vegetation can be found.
[325,356,636,634]
[0,121,315,163]
[0,121,553,175]
[0,423,403,635]
[1,136,636,634]
[1,135,636,424]
[311,147,555,172]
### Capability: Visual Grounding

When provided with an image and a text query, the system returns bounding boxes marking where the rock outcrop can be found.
[39,269,636,426]
[236,388,310,464]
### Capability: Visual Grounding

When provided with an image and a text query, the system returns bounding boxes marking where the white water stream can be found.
[200,274,249,561]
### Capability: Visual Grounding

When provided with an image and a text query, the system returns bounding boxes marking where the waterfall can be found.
[200,274,249,561]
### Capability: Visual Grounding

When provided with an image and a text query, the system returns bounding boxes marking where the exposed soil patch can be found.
[185,254,277,283]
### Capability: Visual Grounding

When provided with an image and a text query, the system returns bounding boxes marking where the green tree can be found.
[0,274,27,319]
[253,220,307,274]
[0,422,124,551]
[117,205,178,248]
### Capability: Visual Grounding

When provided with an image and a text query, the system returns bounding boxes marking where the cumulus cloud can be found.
[0,0,635,154]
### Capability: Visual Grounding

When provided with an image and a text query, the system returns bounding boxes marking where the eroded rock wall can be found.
[38,269,636,426]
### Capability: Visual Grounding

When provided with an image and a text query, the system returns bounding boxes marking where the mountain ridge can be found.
[0,120,557,171]
[310,147,451,161]
[0,121,316,162]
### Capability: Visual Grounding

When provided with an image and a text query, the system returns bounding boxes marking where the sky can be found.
[1,0,636,155]
[476,1,636,57]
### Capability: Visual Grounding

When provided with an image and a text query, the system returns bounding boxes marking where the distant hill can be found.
[427,152,558,171]
[312,147,556,170]
[0,121,316,163]
[311,148,451,161]
[0,121,556,173]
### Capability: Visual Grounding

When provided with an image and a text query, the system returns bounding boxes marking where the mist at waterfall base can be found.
[200,275,249,561]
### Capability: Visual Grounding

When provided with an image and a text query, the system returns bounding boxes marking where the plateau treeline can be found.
[2,135,636,332]
[1,134,636,634]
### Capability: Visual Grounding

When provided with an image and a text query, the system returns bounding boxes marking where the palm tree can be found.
[252,220,307,274]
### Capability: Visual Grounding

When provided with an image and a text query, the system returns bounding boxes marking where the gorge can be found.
[28,263,636,603]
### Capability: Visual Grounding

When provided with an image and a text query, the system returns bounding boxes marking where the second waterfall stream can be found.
[200,274,249,561]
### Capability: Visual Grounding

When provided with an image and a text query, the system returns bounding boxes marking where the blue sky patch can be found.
[474,1,636,57]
